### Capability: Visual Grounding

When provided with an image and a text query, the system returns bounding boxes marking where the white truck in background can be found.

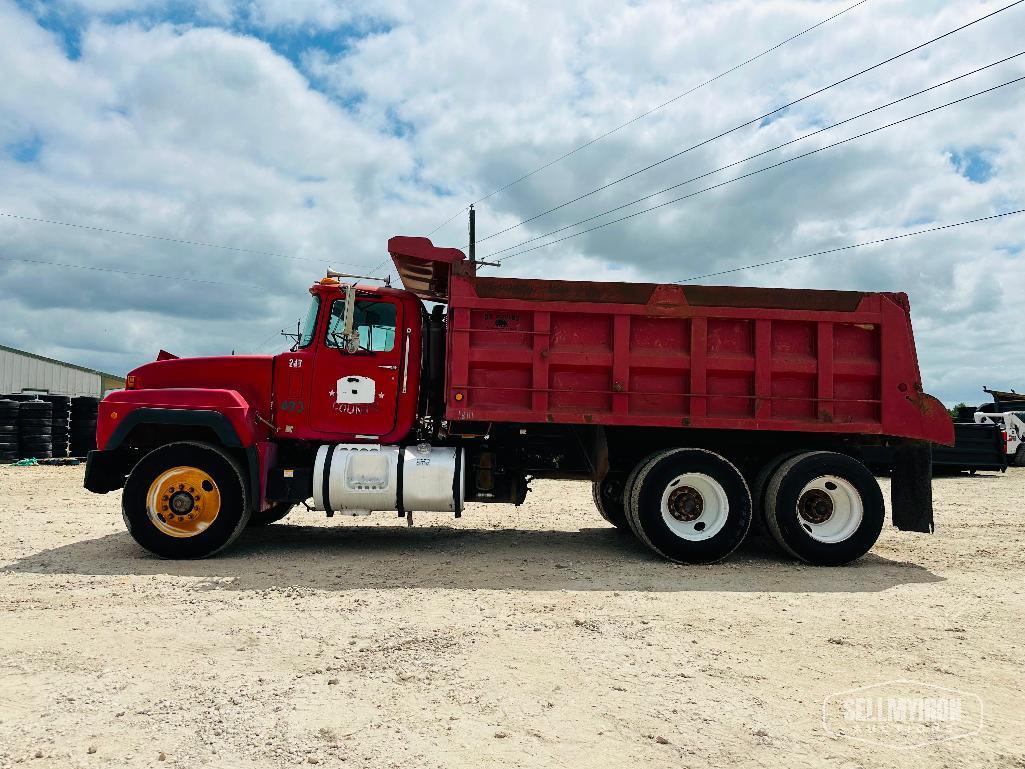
[972,389,1025,466]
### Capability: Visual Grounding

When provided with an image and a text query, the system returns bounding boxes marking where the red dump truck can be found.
[84,236,952,565]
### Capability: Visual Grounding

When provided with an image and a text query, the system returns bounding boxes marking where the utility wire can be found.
[0,211,375,269]
[484,51,1024,259]
[0,252,264,289]
[492,75,1025,262]
[677,209,1025,282]
[478,0,1025,247]
[254,327,287,352]
[426,206,470,238]
[425,0,872,236]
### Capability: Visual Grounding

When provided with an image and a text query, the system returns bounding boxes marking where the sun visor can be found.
[387,236,468,303]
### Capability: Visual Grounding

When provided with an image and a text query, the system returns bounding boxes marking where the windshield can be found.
[299,297,320,348]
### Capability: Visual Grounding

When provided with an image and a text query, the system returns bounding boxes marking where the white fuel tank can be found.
[312,444,465,515]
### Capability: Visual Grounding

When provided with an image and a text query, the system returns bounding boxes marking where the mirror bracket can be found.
[337,282,358,353]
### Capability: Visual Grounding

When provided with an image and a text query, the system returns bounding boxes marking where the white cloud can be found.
[0,0,1023,403]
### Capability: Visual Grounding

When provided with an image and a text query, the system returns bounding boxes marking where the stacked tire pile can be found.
[0,399,18,463]
[71,396,99,457]
[18,399,54,460]
[41,395,71,458]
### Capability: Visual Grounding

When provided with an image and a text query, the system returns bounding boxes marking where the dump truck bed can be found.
[389,236,952,444]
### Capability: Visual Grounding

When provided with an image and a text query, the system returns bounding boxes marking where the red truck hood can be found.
[128,355,274,410]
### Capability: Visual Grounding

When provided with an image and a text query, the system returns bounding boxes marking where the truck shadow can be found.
[3,524,943,593]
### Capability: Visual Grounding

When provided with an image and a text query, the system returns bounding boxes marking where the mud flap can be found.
[891,442,934,533]
[83,449,129,493]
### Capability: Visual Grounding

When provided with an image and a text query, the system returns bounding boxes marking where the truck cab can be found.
[270,278,426,445]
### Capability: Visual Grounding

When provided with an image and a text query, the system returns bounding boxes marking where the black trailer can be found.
[864,422,1007,476]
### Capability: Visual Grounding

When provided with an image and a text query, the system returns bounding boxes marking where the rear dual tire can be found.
[624,448,752,564]
[592,474,629,530]
[763,451,884,566]
[614,448,882,565]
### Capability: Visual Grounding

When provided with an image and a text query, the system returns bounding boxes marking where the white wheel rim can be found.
[660,473,729,541]
[796,475,863,543]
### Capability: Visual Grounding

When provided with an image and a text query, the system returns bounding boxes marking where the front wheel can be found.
[122,441,251,559]
[763,451,884,565]
[625,448,752,563]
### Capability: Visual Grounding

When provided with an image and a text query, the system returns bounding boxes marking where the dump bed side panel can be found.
[444,274,951,444]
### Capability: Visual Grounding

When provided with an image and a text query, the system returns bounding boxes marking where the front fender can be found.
[98,389,259,451]
[90,390,264,509]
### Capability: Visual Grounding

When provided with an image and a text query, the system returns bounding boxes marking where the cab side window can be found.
[325,299,397,352]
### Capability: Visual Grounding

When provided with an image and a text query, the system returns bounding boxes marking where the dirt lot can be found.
[0,465,1022,768]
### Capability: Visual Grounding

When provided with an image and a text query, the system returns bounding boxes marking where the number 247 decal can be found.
[287,358,303,368]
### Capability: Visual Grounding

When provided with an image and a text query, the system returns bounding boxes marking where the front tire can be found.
[763,451,884,565]
[625,448,751,563]
[122,441,251,559]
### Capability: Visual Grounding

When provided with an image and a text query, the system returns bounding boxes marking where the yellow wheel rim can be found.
[146,466,221,538]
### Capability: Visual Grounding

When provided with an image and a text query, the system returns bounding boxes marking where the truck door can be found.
[310,292,403,438]
[272,295,322,436]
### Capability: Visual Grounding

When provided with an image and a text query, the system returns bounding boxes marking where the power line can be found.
[425,0,872,236]
[0,252,264,289]
[426,206,470,238]
[254,327,287,352]
[677,209,1025,283]
[0,211,375,269]
[477,0,1024,247]
[492,75,1025,262]
[484,51,1024,259]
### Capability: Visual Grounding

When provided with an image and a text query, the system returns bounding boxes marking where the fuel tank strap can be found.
[322,445,334,517]
[396,444,406,517]
[453,448,462,519]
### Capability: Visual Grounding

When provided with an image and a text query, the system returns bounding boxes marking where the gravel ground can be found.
[0,465,1022,768]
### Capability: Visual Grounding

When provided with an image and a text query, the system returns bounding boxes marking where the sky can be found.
[0,0,1022,405]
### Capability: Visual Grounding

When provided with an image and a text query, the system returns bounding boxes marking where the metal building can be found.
[0,343,124,398]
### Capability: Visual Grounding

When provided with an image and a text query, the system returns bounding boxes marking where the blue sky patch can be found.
[17,0,84,59]
[901,215,936,228]
[6,134,43,163]
[759,105,789,128]
[16,1,389,111]
[949,147,996,183]
[258,21,390,71]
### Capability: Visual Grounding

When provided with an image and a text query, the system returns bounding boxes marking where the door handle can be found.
[378,364,398,370]
[402,328,411,393]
